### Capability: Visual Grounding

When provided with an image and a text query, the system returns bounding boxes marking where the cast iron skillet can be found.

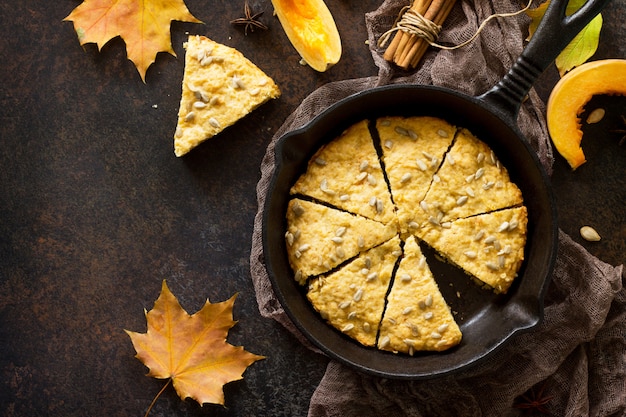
[262,0,609,379]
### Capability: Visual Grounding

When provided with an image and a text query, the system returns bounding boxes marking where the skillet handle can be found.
[478,0,610,119]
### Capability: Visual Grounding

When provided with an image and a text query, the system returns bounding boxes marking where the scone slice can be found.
[419,206,528,294]
[290,120,396,224]
[378,236,462,354]
[174,35,281,156]
[307,237,402,347]
[413,128,524,229]
[375,116,456,234]
[286,198,397,284]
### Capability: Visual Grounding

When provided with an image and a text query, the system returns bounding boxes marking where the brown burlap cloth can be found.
[250,1,625,415]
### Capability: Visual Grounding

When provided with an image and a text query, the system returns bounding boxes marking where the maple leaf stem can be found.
[144,378,172,417]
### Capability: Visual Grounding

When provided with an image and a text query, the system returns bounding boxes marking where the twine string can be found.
[378,0,534,51]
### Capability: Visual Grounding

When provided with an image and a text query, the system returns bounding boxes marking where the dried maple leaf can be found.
[64,0,203,81]
[125,280,264,412]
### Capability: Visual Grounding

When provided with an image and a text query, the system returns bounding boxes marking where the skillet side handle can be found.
[479,0,611,118]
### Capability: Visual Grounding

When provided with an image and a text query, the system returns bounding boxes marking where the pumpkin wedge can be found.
[546,59,626,170]
[271,0,341,72]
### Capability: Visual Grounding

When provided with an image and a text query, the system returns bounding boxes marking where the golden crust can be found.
[376,116,456,234]
[307,237,402,347]
[290,120,396,225]
[378,236,462,353]
[410,128,524,230]
[174,35,280,157]
[285,198,397,284]
[418,206,528,294]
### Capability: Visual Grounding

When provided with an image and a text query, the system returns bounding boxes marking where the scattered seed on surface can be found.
[416,159,428,171]
[580,225,601,241]
[586,108,605,124]
[437,129,449,138]
[315,157,327,165]
[342,323,354,332]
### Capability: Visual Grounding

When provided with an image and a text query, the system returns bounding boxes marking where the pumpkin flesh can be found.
[546,59,626,169]
[271,0,341,72]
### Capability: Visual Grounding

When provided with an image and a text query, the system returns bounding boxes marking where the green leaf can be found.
[525,0,603,76]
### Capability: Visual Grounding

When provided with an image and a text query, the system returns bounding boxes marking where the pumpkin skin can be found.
[546,59,626,170]
[271,0,341,72]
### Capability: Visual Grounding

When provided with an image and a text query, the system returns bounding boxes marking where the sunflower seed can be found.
[359,160,369,171]
[367,174,377,186]
[384,140,393,149]
[464,250,477,259]
[353,288,364,302]
[420,201,429,212]
[315,157,327,165]
[342,323,354,332]
[400,273,412,282]
[402,307,414,315]
[416,159,428,171]
[424,312,433,320]
[347,311,357,320]
[184,112,195,122]
[331,236,343,244]
[448,154,456,165]
[437,129,449,138]
[438,324,449,333]
[339,301,351,309]
[456,196,468,206]
[363,322,371,332]
[394,126,409,136]
[209,117,221,128]
[475,167,485,179]
[476,152,485,163]
[400,173,412,183]
[379,335,390,348]
[498,222,510,232]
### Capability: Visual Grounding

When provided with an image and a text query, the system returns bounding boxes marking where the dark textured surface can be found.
[0,1,623,416]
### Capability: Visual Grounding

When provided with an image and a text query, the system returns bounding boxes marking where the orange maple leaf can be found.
[64,0,203,81]
[125,281,264,411]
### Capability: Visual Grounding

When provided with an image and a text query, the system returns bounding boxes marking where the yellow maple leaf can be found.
[125,281,264,411]
[64,0,203,81]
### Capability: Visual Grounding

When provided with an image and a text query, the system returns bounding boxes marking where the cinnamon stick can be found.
[405,0,456,69]
[383,0,456,70]
[383,0,432,62]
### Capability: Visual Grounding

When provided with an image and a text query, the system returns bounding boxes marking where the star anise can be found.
[610,115,626,146]
[230,1,268,36]
[513,381,554,415]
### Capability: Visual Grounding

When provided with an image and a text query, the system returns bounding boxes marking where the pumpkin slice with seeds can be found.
[290,120,396,225]
[173,35,280,157]
[307,237,402,347]
[376,116,456,234]
[418,206,528,294]
[410,128,524,233]
[286,198,397,285]
[378,236,462,354]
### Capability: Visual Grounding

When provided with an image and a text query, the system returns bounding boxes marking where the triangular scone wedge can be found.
[378,236,462,354]
[411,128,524,231]
[174,35,280,156]
[285,199,397,284]
[307,237,402,347]
[376,116,456,234]
[419,206,528,294]
[290,120,396,224]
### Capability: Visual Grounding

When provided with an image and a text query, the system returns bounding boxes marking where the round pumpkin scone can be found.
[285,116,528,355]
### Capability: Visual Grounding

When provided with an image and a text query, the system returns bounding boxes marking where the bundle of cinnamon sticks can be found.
[383,0,457,70]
